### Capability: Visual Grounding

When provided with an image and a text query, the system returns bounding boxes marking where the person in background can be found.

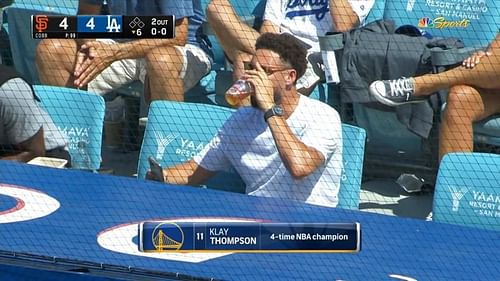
[206,0,374,96]
[147,33,343,208]
[0,65,70,164]
[369,32,500,160]
[36,0,212,102]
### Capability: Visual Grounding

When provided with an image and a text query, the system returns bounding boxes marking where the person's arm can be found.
[259,0,282,34]
[328,0,360,32]
[74,17,188,88]
[462,33,500,68]
[245,63,326,179]
[149,159,217,185]
[266,115,325,179]
[487,32,500,52]
[75,0,101,45]
[260,20,280,34]
[1,128,45,162]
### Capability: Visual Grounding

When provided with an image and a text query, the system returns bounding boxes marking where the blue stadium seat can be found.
[383,0,499,48]
[137,100,366,209]
[34,85,105,171]
[363,0,387,25]
[337,124,366,210]
[137,101,246,193]
[8,0,77,14]
[433,152,500,231]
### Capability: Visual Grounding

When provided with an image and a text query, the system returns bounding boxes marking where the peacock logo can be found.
[418,17,434,28]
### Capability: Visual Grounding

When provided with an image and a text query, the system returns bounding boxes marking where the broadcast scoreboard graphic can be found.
[139,222,361,253]
[32,15,175,39]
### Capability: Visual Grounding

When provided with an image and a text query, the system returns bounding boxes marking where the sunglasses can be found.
[244,62,292,76]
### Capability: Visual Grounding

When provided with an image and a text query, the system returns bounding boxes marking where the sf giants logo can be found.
[35,15,49,33]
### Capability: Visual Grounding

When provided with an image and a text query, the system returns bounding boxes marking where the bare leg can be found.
[439,85,500,160]
[36,39,78,87]
[206,0,260,63]
[413,51,500,97]
[145,46,184,102]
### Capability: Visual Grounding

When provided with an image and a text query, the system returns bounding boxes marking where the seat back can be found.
[137,101,246,193]
[433,152,500,231]
[33,85,105,171]
[363,0,387,25]
[337,124,366,210]
[383,0,500,47]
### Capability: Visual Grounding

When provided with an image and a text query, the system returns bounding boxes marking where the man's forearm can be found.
[1,151,40,163]
[329,0,359,32]
[487,33,500,53]
[163,160,215,186]
[266,116,324,179]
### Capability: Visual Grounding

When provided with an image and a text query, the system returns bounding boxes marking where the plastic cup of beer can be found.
[225,79,253,107]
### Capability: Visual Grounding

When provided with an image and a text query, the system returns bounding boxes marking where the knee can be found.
[446,85,484,120]
[36,39,74,64]
[206,0,227,19]
[36,39,71,56]
[145,46,182,73]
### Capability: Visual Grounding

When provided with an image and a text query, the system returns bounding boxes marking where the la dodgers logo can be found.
[286,0,329,20]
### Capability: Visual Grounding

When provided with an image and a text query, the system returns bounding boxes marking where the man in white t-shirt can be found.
[148,33,343,207]
[207,0,374,94]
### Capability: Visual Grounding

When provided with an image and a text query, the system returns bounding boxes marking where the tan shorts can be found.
[88,39,212,95]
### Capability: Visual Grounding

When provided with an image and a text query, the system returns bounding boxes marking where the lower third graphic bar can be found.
[139,222,361,253]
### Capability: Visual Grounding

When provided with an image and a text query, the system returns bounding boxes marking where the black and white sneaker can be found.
[369,77,425,106]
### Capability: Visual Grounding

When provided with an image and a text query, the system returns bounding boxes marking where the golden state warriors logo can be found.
[152,222,184,251]
[97,217,262,263]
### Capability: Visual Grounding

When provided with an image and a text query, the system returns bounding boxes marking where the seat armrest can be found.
[430,47,479,67]
[318,33,344,51]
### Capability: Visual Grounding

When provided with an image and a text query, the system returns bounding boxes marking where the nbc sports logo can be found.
[418,17,434,28]
[448,186,469,212]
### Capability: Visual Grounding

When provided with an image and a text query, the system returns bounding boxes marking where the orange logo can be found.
[35,15,49,33]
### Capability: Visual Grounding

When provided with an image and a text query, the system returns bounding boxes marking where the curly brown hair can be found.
[255,32,308,83]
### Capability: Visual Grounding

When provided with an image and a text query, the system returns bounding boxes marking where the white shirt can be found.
[193,95,343,207]
[264,0,375,52]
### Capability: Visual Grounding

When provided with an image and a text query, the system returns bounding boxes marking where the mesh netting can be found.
[0,0,499,280]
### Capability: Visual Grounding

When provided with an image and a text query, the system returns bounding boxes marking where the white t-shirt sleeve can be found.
[0,78,44,145]
[263,0,284,27]
[349,0,375,25]
[300,106,342,165]
[192,128,232,172]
